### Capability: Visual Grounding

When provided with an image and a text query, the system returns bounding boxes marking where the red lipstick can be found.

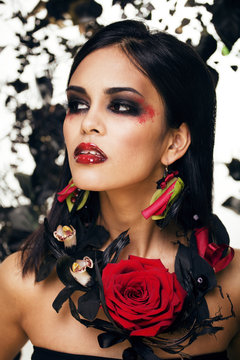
[74,143,107,164]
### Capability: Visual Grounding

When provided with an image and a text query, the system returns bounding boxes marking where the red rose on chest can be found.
[102,255,187,337]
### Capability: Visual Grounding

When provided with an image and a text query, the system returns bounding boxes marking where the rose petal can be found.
[102,255,186,337]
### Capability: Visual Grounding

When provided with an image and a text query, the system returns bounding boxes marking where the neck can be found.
[97,183,181,263]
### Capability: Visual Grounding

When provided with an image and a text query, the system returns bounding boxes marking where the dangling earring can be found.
[141,168,184,220]
[57,179,89,212]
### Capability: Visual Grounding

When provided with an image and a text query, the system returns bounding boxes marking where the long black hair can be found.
[21,20,216,276]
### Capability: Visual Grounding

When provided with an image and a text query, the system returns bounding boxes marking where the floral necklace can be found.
[37,187,234,360]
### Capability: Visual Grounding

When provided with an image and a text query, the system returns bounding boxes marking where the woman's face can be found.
[64,45,168,192]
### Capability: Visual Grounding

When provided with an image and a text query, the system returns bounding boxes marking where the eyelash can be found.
[67,99,89,114]
[109,99,142,116]
[66,98,142,117]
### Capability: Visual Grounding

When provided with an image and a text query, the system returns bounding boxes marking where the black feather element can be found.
[44,211,234,358]
[69,296,119,334]
[68,294,113,331]
[210,214,230,257]
[210,214,230,246]
[129,338,161,360]
[95,256,120,330]
[175,239,216,328]
[98,332,127,349]
[150,229,233,355]
[85,224,110,249]
[71,216,85,248]
[81,318,119,333]
[52,286,75,312]
[78,287,100,321]
[36,253,56,282]
[71,218,109,252]
[44,218,65,258]
[69,296,82,323]
[56,255,85,289]
[102,229,130,267]
[122,347,138,360]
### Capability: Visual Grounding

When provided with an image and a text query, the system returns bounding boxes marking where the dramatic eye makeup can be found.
[65,85,155,122]
[108,98,143,116]
[66,86,89,115]
[138,103,155,124]
[67,96,89,114]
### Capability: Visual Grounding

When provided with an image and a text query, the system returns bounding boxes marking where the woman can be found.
[0,20,239,360]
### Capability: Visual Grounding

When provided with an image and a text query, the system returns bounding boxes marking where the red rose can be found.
[102,255,186,337]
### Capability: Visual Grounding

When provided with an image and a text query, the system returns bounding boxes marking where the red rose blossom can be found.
[102,255,187,337]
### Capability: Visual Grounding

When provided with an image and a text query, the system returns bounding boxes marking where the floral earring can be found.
[57,179,89,212]
[141,168,184,220]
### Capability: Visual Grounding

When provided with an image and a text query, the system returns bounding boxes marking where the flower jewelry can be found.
[53,225,77,248]
[36,215,235,360]
[102,255,187,337]
[57,179,89,212]
[70,256,94,286]
[142,170,184,220]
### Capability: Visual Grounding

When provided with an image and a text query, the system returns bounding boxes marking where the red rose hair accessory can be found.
[57,179,89,212]
[102,255,187,337]
[142,170,184,220]
[195,227,234,273]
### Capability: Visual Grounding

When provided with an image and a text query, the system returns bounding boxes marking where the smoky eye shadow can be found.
[66,94,89,114]
[109,97,144,116]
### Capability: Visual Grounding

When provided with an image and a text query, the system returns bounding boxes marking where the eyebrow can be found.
[105,87,143,97]
[66,85,143,97]
[66,86,86,94]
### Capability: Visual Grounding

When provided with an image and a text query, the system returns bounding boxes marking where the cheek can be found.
[117,116,166,164]
[115,124,156,160]
[65,112,75,121]
[63,115,75,148]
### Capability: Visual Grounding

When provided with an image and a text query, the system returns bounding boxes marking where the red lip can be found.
[74,143,107,164]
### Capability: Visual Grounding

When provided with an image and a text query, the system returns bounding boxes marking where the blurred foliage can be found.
[0,0,240,261]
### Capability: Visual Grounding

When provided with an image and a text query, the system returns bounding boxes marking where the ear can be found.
[161,123,191,166]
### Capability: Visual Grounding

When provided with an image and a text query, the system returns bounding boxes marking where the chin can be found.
[71,173,105,192]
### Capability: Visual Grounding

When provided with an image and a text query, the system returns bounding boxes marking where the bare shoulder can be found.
[219,248,240,288]
[0,250,22,272]
[0,252,33,360]
[217,248,240,320]
[0,250,36,323]
[0,252,23,291]
[226,249,240,360]
[0,251,35,293]
[229,248,240,313]
[219,247,240,284]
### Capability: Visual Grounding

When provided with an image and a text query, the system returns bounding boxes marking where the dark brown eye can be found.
[109,99,142,116]
[112,103,130,112]
[68,99,89,114]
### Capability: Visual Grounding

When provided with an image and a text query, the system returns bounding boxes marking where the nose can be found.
[80,106,105,136]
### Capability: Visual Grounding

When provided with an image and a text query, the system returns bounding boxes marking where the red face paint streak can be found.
[138,103,155,125]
